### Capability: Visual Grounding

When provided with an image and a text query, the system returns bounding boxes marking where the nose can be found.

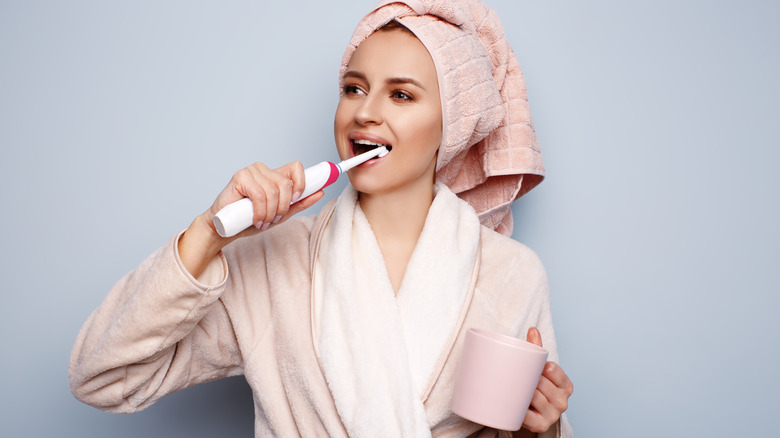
[354,93,383,126]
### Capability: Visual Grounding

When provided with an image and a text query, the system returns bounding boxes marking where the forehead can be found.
[347,29,437,83]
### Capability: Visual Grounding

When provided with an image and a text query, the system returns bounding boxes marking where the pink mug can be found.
[451,328,548,431]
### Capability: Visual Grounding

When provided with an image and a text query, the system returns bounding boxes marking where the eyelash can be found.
[342,84,415,102]
[343,84,364,95]
[391,90,414,101]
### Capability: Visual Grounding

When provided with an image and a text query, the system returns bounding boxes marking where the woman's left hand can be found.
[521,327,574,435]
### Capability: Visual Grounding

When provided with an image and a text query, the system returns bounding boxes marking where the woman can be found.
[70,1,573,436]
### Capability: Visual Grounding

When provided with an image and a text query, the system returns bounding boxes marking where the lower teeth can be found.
[353,142,392,155]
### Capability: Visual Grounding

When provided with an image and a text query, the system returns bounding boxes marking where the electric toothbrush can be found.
[213,146,389,237]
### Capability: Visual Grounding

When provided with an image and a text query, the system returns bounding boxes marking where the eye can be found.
[343,84,366,96]
[391,89,414,102]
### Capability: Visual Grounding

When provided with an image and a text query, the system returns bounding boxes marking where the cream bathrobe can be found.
[70,185,568,437]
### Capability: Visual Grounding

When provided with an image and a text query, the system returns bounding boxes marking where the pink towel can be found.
[340,0,544,235]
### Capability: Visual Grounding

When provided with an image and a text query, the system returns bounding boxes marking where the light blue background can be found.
[1,0,777,436]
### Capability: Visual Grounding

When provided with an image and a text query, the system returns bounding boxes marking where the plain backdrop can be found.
[1,0,778,437]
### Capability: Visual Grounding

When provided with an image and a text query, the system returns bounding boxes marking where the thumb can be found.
[526,327,543,347]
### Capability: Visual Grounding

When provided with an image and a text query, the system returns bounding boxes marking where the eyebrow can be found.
[343,71,426,91]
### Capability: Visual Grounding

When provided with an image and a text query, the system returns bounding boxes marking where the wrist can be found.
[178,213,229,278]
[195,212,230,252]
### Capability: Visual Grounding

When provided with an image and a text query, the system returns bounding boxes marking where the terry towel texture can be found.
[341,0,545,235]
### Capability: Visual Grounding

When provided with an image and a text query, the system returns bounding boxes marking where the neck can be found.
[358,175,436,294]
[358,178,435,244]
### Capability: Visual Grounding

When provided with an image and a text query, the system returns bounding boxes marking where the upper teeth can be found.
[353,139,387,147]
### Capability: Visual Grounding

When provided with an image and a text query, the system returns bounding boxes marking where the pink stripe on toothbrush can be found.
[323,162,340,188]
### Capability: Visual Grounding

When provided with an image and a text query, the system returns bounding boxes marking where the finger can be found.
[536,374,557,399]
[262,190,324,233]
[255,173,280,229]
[527,388,559,433]
[541,362,574,396]
[278,161,306,204]
[530,386,552,412]
[523,391,557,435]
[265,168,294,221]
[286,190,324,218]
[536,374,569,414]
[243,164,277,229]
[229,167,267,227]
[521,408,548,434]
[526,327,543,347]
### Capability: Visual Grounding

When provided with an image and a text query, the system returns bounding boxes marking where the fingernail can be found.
[292,192,302,203]
[261,222,270,231]
[273,215,282,223]
[255,221,264,229]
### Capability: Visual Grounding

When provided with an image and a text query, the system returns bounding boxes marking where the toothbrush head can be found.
[337,145,391,172]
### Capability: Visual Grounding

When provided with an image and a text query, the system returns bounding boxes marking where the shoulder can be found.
[468,226,552,339]
[478,226,547,282]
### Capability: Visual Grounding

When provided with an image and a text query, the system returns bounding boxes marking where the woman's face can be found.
[334,28,442,197]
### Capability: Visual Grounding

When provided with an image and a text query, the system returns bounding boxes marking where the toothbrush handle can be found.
[298,161,340,200]
[213,161,340,238]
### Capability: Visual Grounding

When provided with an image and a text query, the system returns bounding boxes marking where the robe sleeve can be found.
[523,254,573,438]
[69,231,245,413]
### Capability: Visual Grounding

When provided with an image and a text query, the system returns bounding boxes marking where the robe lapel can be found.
[309,182,482,435]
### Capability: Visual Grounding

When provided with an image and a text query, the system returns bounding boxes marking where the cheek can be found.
[425,116,443,149]
[334,100,350,129]
[333,118,346,161]
[334,101,354,147]
[401,111,441,156]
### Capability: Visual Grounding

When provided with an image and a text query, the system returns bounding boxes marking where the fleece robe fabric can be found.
[314,183,481,437]
[70,187,570,437]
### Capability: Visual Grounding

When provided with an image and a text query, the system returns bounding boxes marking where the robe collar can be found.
[308,182,481,435]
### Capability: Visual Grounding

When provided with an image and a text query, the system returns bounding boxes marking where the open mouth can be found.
[351,139,393,156]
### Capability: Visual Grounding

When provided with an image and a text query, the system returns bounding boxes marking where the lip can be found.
[356,152,387,169]
[348,131,392,157]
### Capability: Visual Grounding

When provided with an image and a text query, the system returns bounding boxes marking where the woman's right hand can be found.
[178,161,325,278]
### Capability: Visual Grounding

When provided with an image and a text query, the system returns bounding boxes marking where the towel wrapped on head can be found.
[340,0,545,235]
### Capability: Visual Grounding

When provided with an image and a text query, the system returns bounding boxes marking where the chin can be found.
[346,174,383,195]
